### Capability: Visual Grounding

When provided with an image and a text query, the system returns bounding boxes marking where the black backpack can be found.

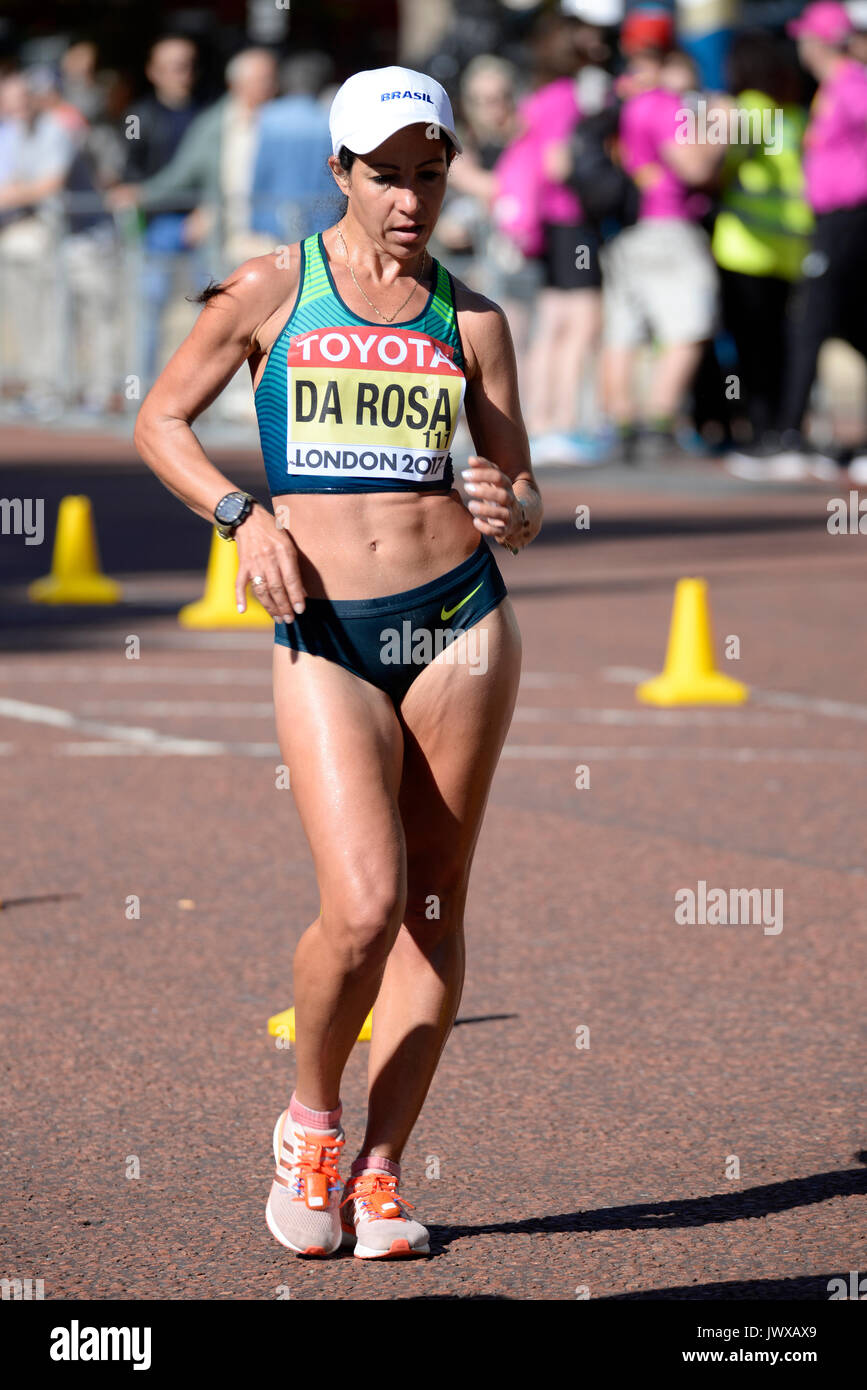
[565,103,639,236]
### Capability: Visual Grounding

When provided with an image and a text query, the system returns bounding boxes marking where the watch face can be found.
[215,492,246,524]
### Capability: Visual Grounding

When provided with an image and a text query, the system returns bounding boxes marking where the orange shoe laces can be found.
[340,1172,414,1221]
[296,1132,344,1182]
[288,1130,345,1201]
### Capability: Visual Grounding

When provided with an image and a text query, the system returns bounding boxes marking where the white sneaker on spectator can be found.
[847,455,867,485]
[725,449,810,481]
[529,433,562,466]
[725,443,837,483]
[802,453,840,481]
[531,432,599,466]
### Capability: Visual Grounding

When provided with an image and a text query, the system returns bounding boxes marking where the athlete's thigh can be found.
[396,599,522,888]
[272,646,406,902]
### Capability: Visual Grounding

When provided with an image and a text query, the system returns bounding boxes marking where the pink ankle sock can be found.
[289,1091,342,1129]
[351,1153,400,1180]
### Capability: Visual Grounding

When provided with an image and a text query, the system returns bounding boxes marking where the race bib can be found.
[284,326,466,483]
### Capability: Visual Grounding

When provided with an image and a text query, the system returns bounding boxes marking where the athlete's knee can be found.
[322,877,405,971]
[404,864,468,941]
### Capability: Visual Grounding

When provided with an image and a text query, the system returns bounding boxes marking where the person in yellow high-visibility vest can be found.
[714,30,814,476]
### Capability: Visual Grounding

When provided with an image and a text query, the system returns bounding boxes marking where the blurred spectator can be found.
[250,50,342,245]
[26,63,89,136]
[716,33,814,476]
[494,10,612,464]
[110,48,279,269]
[771,1,867,479]
[451,55,521,199]
[600,6,726,462]
[0,71,75,219]
[60,38,108,123]
[280,50,336,104]
[661,48,701,96]
[435,55,541,404]
[118,35,203,385]
[109,45,280,416]
[122,37,201,187]
[438,56,522,267]
[0,66,123,415]
[0,70,76,411]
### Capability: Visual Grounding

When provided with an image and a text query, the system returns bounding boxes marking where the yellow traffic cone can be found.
[179,528,273,628]
[267,1006,373,1044]
[28,495,121,604]
[636,578,748,706]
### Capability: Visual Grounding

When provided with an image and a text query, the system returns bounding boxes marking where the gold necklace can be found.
[336,224,429,324]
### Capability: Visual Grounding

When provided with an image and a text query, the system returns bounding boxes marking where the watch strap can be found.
[215,491,255,539]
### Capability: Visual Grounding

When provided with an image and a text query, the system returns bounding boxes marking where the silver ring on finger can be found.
[252,575,266,586]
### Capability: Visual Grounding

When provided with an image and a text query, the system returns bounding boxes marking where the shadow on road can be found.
[404,1274,834,1298]
[453,1014,518,1027]
[0,892,80,909]
[428,1155,867,1256]
[602,1271,849,1299]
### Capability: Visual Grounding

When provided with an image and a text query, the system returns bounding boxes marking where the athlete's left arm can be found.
[457,284,543,553]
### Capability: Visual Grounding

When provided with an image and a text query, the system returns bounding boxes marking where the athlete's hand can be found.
[461,456,523,547]
[234,503,307,623]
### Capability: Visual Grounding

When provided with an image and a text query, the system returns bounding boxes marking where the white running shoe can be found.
[340,1168,430,1259]
[265,1109,345,1257]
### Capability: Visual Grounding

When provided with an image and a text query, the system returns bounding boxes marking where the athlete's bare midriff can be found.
[269,486,480,601]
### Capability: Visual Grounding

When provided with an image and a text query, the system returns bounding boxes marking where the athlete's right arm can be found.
[133,249,307,622]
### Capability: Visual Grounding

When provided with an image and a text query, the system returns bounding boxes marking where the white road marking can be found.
[749,690,867,723]
[31,741,867,764]
[6,662,866,728]
[0,665,577,688]
[500,745,867,764]
[0,695,246,753]
[513,707,803,727]
[50,699,798,726]
[604,667,867,723]
[60,740,277,757]
[2,672,864,765]
[0,665,272,686]
[76,700,275,717]
[518,672,582,688]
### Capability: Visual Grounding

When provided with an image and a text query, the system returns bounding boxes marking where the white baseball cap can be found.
[561,0,625,23]
[329,66,463,158]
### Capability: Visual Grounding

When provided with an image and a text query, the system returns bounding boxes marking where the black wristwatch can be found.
[214,490,256,539]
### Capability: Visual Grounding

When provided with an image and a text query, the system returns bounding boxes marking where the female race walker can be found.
[135,66,542,1260]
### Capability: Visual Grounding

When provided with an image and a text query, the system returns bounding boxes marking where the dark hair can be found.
[337,132,457,173]
[727,30,793,104]
[147,33,199,63]
[193,278,228,304]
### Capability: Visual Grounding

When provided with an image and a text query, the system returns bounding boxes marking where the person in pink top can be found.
[599,9,727,462]
[769,2,867,481]
[493,8,612,464]
[619,85,693,220]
